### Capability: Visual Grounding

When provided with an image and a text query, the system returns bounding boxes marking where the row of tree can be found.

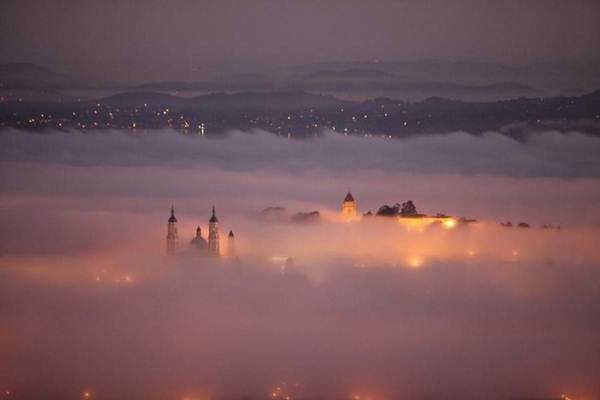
[376,200,420,217]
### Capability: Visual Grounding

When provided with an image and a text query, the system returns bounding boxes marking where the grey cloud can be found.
[2,129,600,178]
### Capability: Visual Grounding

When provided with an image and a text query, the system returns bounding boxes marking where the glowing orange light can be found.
[408,256,423,269]
[443,218,457,228]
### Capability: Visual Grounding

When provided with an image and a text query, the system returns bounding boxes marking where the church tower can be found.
[341,191,358,218]
[166,205,179,254]
[208,206,220,255]
[227,230,235,258]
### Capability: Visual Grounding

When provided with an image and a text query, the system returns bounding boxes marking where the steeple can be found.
[166,204,179,254]
[168,204,177,223]
[227,230,235,258]
[208,206,220,255]
[209,205,219,223]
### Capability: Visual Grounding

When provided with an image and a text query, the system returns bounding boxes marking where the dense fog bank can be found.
[1,129,599,399]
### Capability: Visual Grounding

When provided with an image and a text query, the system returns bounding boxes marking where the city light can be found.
[408,256,423,269]
[443,218,457,228]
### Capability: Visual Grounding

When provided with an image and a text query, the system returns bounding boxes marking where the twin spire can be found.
[169,204,218,224]
[168,204,225,256]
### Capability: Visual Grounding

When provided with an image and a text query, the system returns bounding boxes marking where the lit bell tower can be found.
[166,204,178,254]
[341,191,358,218]
[208,206,220,255]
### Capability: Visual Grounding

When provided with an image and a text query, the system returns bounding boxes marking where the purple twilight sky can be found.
[1,0,600,82]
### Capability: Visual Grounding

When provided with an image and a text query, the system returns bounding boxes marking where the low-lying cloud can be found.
[1,129,600,400]
[2,128,600,178]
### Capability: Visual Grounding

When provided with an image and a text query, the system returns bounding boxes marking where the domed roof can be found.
[190,227,207,249]
[168,205,177,223]
[209,205,219,223]
[344,192,355,202]
[190,235,208,249]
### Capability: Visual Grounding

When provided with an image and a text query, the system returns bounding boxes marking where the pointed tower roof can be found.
[196,226,202,236]
[344,192,355,202]
[209,205,219,223]
[228,230,234,238]
[168,204,178,223]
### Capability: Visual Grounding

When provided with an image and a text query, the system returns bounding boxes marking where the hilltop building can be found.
[166,205,179,254]
[341,191,358,218]
[208,206,220,255]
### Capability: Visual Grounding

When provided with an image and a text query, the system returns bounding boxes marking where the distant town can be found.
[2,89,600,139]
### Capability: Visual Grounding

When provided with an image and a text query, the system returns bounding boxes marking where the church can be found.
[166,205,235,257]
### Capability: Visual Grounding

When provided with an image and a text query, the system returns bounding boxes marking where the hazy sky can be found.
[1,0,600,82]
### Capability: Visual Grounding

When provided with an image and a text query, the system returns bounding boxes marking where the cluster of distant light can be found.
[270,381,301,400]
[4,90,600,138]
[0,387,575,400]
[347,249,522,271]
[1,103,209,134]
[93,268,135,285]
[0,99,465,138]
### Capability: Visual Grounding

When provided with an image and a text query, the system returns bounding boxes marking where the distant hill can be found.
[132,77,536,100]
[282,60,600,93]
[304,69,394,80]
[3,60,599,102]
[95,92,191,109]
[189,91,350,112]
[94,90,352,113]
[0,63,60,77]
[0,63,74,89]
[0,63,117,93]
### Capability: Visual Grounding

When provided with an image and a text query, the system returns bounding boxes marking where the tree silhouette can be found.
[400,200,417,216]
